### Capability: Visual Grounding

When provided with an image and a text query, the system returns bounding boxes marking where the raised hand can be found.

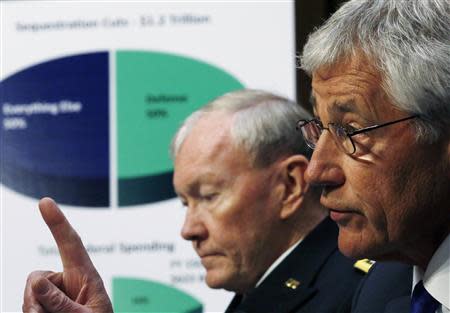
[23,197,113,313]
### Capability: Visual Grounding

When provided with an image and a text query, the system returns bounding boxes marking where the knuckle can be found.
[27,270,53,283]
[26,271,39,283]
[48,291,70,311]
[22,302,42,313]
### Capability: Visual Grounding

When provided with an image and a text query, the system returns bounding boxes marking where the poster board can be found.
[0,1,296,312]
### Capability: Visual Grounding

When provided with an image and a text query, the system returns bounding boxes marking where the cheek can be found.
[212,213,269,273]
[210,183,279,260]
[343,162,393,242]
[207,200,248,257]
[385,152,446,238]
[343,152,428,244]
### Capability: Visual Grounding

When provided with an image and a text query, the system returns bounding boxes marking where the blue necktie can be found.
[411,280,440,313]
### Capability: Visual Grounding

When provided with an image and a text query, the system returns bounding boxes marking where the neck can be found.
[380,227,450,271]
[292,193,328,240]
[246,208,326,293]
[412,227,450,270]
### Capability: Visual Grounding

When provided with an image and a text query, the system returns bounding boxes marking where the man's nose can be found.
[305,131,345,187]
[180,207,208,242]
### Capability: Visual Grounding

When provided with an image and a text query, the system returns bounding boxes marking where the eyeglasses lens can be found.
[329,125,355,154]
[301,121,321,149]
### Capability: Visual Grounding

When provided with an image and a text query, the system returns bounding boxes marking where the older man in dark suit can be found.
[298,1,449,312]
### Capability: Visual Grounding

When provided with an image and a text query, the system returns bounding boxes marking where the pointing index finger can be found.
[38,197,94,271]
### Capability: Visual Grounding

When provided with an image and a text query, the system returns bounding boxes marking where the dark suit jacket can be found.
[350,262,413,313]
[224,218,363,313]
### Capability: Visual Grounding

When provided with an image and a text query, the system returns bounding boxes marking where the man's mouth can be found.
[198,251,222,259]
[329,209,353,222]
[199,253,223,268]
[320,197,361,222]
[328,208,362,225]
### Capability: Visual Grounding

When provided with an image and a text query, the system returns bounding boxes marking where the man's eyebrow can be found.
[175,173,223,195]
[327,100,373,124]
[309,96,359,117]
[329,100,359,115]
[174,179,198,197]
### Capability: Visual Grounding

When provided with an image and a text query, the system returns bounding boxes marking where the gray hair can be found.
[171,89,312,168]
[301,0,450,142]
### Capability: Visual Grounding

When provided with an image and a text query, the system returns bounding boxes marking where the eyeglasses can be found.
[296,115,418,154]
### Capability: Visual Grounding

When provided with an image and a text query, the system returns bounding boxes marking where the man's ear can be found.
[277,155,309,220]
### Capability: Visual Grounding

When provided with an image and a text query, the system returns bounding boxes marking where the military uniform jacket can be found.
[350,262,412,313]
[224,218,363,313]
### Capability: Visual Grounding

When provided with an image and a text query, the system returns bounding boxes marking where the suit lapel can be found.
[225,218,340,313]
[224,294,244,313]
[385,296,411,313]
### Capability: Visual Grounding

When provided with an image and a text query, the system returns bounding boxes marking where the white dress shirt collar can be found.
[255,237,303,288]
[413,233,450,313]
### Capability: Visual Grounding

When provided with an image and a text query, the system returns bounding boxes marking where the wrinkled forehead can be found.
[310,55,396,121]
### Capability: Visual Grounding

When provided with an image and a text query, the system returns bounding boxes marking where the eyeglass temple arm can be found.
[349,115,419,136]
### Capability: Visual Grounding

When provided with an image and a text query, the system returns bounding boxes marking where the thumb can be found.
[32,277,90,313]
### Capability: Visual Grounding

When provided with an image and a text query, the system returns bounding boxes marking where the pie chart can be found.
[0,51,243,207]
[113,277,202,313]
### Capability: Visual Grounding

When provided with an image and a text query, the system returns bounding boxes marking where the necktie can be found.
[411,280,440,313]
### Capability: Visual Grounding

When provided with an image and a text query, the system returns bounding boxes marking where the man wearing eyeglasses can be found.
[23,90,363,313]
[298,1,449,313]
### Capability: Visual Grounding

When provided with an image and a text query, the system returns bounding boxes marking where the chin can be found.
[204,271,229,290]
[337,228,380,260]
[205,271,246,293]
[337,225,407,264]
